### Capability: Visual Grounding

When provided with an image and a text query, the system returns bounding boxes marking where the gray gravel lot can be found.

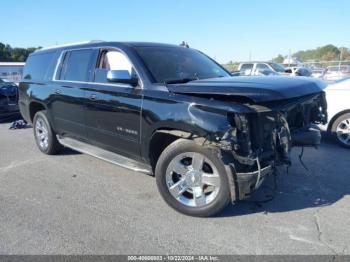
[0,121,349,255]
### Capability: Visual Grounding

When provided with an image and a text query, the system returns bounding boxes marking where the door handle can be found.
[54,89,61,94]
[89,94,97,100]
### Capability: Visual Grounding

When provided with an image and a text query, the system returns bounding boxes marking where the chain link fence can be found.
[223,60,350,81]
[0,63,25,83]
[301,60,350,81]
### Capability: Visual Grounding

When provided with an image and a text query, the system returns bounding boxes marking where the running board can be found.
[57,136,152,174]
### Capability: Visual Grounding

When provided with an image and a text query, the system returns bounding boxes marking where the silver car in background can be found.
[324,65,350,81]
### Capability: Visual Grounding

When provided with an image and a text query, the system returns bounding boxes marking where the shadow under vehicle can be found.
[218,135,349,218]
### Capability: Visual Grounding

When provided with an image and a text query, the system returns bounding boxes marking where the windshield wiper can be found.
[164,77,198,85]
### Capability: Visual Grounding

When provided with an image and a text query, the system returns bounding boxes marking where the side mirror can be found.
[107,70,138,86]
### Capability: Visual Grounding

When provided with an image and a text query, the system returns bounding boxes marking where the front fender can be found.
[140,90,255,162]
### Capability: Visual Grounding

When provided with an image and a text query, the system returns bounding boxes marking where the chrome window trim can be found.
[37,40,104,52]
[52,46,144,89]
[51,79,134,88]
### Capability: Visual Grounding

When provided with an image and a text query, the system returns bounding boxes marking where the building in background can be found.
[0,62,25,83]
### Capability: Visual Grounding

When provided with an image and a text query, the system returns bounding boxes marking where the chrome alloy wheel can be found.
[35,118,49,150]
[165,152,221,207]
[336,118,350,146]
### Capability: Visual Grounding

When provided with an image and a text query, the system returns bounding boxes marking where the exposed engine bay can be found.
[221,92,327,200]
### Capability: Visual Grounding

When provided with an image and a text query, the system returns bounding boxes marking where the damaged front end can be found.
[220,92,327,200]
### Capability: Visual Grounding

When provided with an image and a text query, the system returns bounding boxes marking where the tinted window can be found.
[59,49,94,81]
[23,51,56,81]
[134,47,230,83]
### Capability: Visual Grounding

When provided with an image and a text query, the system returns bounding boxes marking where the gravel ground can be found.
[0,121,349,255]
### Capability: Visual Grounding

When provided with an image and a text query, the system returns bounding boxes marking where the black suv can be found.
[19,41,327,217]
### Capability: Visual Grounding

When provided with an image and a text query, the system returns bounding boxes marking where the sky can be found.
[2,0,349,63]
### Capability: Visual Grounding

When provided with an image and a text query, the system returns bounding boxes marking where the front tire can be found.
[331,113,350,149]
[33,110,62,155]
[155,139,231,217]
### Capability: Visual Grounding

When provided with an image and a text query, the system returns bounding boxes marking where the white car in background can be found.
[324,65,350,81]
[284,66,312,77]
[236,62,313,77]
[237,62,286,76]
[320,77,350,148]
[311,68,327,78]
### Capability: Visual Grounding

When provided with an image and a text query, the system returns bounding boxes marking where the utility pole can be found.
[288,49,291,67]
[249,51,252,61]
[339,47,343,73]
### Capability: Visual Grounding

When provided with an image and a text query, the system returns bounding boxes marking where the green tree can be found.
[0,42,38,62]
[339,47,350,61]
[0,43,12,61]
[293,44,341,61]
[272,54,284,63]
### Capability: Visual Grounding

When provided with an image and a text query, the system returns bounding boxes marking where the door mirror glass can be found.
[107,70,138,86]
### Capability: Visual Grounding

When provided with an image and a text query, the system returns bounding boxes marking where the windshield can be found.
[134,46,230,83]
[269,63,286,72]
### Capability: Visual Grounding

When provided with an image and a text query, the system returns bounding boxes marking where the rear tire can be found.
[331,113,350,149]
[155,139,231,217]
[33,110,62,155]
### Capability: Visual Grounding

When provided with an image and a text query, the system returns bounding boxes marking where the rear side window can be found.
[23,51,56,81]
[58,49,94,82]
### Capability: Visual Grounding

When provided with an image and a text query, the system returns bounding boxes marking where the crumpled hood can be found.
[167,76,327,103]
[0,82,17,97]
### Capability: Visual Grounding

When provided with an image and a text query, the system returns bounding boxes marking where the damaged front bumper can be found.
[224,125,322,202]
[220,92,327,202]
[235,163,275,200]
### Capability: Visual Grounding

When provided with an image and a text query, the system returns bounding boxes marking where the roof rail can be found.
[0,62,26,66]
[36,40,104,52]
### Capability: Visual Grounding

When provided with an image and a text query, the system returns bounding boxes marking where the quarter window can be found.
[23,51,56,81]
